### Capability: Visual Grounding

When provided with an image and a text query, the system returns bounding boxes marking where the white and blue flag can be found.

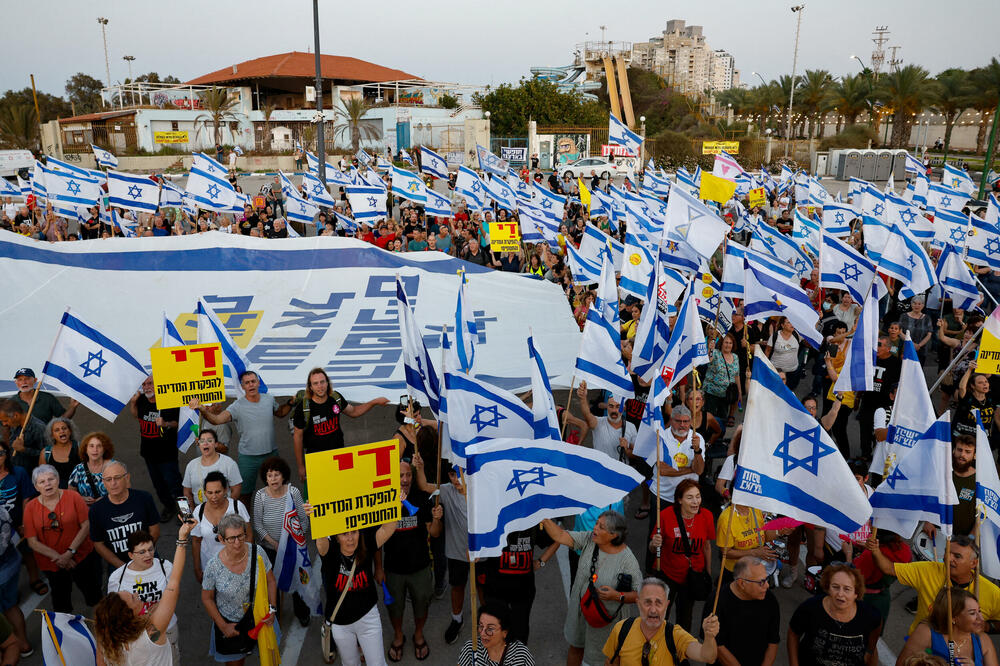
[619,227,658,300]
[196,299,266,397]
[301,171,338,207]
[870,413,957,538]
[43,309,147,422]
[273,490,322,615]
[356,148,373,167]
[42,164,102,209]
[886,192,934,241]
[333,210,359,233]
[476,145,509,178]
[345,186,387,222]
[107,170,160,214]
[653,278,708,400]
[420,146,449,180]
[186,153,238,212]
[424,187,454,218]
[943,163,976,196]
[455,165,486,211]
[751,223,812,277]
[744,250,822,349]
[792,208,821,257]
[878,220,937,298]
[967,195,1000,270]
[466,437,644,557]
[399,148,414,166]
[159,179,186,208]
[0,177,20,198]
[396,277,441,416]
[162,315,199,453]
[833,280,879,393]
[821,202,858,237]
[664,185,729,261]
[453,270,476,374]
[564,242,603,285]
[927,182,966,215]
[284,189,320,226]
[41,610,97,666]
[483,174,518,211]
[531,182,566,222]
[439,373,534,465]
[936,242,980,309]
[731,350,873,534]
[574,249,635,396]
[528,335,560,441]
[933,207,970,249]
[819,231,882,304]
[872,333,935,476]
[608,113,642,156]
[975,414,1000,577]
[391,166,427,204]
[91,145,118,169]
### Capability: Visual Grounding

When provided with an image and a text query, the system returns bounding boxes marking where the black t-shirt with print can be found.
[292,394,349,453]
[320,528,378,624]
[382,489,432,575]
[89,489,160,559]
[789,596,881,666]
[135,395,179,462]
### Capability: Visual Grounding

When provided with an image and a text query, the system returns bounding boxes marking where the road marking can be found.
[878,638,896,666]
[280,620,308,666]
[20,590,45,617]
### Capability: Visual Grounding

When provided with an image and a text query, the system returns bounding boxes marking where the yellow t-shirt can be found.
[716,505,765,571]
[602,619,696,666]
[895,561,1000,636]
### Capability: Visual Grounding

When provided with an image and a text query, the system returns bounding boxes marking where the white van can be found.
[0,150,34,178]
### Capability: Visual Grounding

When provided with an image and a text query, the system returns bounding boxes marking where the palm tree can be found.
[0,104,37,149]
[970,59,1000,154]
[261,102,276,152]
[875,65,936,148]
[194,87,240,147]
[931,69,974,159]
[750,82,784,132]
[332,97,381,154]
[826,74,870,132]
[796,70,833,138]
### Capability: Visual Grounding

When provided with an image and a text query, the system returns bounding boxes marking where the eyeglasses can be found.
[477,624,499,636]
[131,547,155,556]
[104,474,127,483]
[641,640,652,666]
[47,511,61,531]
[222,534,246,544]
[739,577,769,587]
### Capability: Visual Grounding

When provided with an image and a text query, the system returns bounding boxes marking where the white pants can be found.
[331,605,386,666]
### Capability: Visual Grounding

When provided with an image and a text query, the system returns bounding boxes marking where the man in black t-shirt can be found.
[857,335,902,458]
[382,461,442,660]
[710,557,780,666]
[128,376,182,522]
[89,460,160,572]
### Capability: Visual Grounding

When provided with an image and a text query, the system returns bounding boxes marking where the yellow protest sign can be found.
[699,172,737,203]
[153,131,189,144]
[977,313,1000,374]
[489,221,521,252]
[747,187,766,208]
[149,343,225,410]
[306,439,401,538]
[702,141,740,155]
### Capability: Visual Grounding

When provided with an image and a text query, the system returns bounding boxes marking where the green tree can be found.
[475,78,607,136]
[261,102,276,152]
[796,69,833,138]
[130,72,181,84]
[194,87,240,146]
[931,69,974,159]
[970,59,1000,154]
[0,104,38,149]
[438,93,459,109]
[875,65,936,148]
[0,88,71,122]
[65,73,104,115]
[826,74,870,131]
[332,97,381,153]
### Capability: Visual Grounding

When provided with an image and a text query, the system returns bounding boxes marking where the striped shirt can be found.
[252,485,309,545]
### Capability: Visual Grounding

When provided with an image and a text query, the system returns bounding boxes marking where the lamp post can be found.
[123,55,135,106]
[311,0,326,186]
[852,55,879,137]
[97,17,111,107]
[640,115,646,166]
[784,4,805,157]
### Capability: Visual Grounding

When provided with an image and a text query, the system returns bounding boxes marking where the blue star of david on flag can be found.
[640,402,656,427]
[79,350,108,378]
[763,236,776,248]
[949,226,967,244]
[834,211,846,224]
[898,208,917,224]
[367,196,377,207]
[884,465,908,490]
[486,155,499,166]
[873,203,884,216]
[986,237,1000,254]
[506,465,557,496]
[127,184,143,200]
[839,264,863,282]
[940,196,952,208]
[299,202,308,213]
[65,179,81,195]
[469,404,506,432]
[793,257,809,273]
[312,184,324,196]
[471,181,481,193]
[773,423,836,475]
[907,255,917,268]
[205,183,221,201]
[541,199,553,209]
[705,293,721,310]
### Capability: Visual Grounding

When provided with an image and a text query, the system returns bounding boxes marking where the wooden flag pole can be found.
[712,508,733,615]
[460,468,479,655]
[20,307,67,429]
[560,376,577,441]
[654,428,662,571]
[946,536,954,657]
[976,513,982,599]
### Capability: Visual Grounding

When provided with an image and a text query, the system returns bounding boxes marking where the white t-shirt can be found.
[718,454,735,482]
[591,417,637,461]
[769,332,800,372]
[2,203,16,220]
[191,498,250,568]
[868,408,891,476]
[107,559,177,632]
[653,429,700,501]
[183,454,243,504]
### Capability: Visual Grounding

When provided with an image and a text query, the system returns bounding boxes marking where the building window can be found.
[171,121,179,131]
[72,131,84,144]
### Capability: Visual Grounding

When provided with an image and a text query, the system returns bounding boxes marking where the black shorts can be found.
[447,558,469,587]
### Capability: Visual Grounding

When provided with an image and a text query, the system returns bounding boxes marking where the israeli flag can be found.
[476,144,509,178]
[659,237,702,275]
[751,223,812,277]
[975,414,1000,577]
[396,277,441,416]
[43,309,147,422]
[870,413,957,538]
[453,270,477,374]
[285,190,320,225]
[848,177,869,200]
[590,187,613,219]
[466,437,644,558]
[483,174,517,211]
[424,187,454,218]
[933,208,971,249]
[273,491,322,614]
[361,168,387,192]
[943,163,976,196]
[399,148,414,166]
[674,168,700,197]
[631,254,672,383]
[822,202,857,237]
[564,242,603,285]
[518,204,559,250]
[743,250,822,349]
[731,350,873,534]
[819,231,882,304]
[871,333,935,476]
[693,270,735,333]
[106,170,159,213]
[936,242,980,309]
[91,145,118,169]
[833,280,879,393]
[808,176,830,207]
[31,161,48,201]
[391,166,427,204]
[161,316,199,453]
[608,113,642,156]
[333,210,359,233]
[375,156,393,172]
[886,192,933,241]
[0,177,20,198]
[927,182,966,214]
[186,153,238,212]
[41,611,97,666]
[792,208,820,257]
[356,148,373,166]
[664,185,729,261]
[653,278,708,406]
[528,335,561,441]
[439,372,534,464]
[967,195,1000,269]
[575,249,635,397]
[159,179,186,208]
[619,227,658,300]
[420,146,449,180]
[196,299,266,397]
[580,225,623,269]
[42,164,102,209]
[345,186,387,222]
[878,220,937,298]
[455,165,486,211]
[301,171,338,207]
[642,170,671,197]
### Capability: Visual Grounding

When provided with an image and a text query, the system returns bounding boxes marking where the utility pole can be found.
[871,26,889,80]
[784,5,805,157]
[97,18,111,89]
[123,55,135,106]
[312,0,326,186]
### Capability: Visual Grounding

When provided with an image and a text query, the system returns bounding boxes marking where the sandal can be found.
[29,579,49,596]
[387,636,405,663]
[633,507,650,520]
[726,416,736,427]
[413,635,430,661]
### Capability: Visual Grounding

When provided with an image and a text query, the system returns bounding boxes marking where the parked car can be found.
[558,157,623,181]
[0,150,33,179]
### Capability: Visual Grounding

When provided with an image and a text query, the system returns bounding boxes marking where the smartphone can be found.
[176,497,192,522]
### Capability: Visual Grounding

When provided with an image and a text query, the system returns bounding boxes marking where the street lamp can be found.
[850,54,867,72]
[97,17,111,102]
[750,71,768,87]
[123,55,135,105]
[785,4,805,156]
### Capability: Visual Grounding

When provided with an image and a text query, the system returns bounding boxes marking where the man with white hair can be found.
[575,381,637,462]
[88,460,161,573]
[712,556,781,666]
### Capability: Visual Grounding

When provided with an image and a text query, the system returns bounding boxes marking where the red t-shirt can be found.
[24,489,94,572]
[651,507,716,584]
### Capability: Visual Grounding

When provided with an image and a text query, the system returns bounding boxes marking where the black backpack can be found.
[609,616,689,666]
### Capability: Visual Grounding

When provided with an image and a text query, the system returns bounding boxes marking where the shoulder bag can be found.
[320,554,357,664]
[674,505,712,601]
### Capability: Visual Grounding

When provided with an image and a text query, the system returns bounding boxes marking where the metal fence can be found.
[63,124,139,154]
[536,126,610,158]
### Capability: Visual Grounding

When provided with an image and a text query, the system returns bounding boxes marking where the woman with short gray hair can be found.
[23,464,102,612]
[541,510,641,666]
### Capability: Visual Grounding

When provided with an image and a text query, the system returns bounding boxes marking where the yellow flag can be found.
[578,177,591,210]
[253,552,281,666]
[699,172,737,203]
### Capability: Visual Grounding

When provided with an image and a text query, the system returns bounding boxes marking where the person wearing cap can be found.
[11,368,75,427]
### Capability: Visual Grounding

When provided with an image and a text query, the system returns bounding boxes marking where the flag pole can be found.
[712,513,731,615]
[710,235,730,336]
[435,328,447,508]
[929,325,984,394]
[654,427,662,571]
[41,610,67,666]
[22,307,69,428]
[975,512,982,598]
[460,468,479,655]
[559,375,576,441]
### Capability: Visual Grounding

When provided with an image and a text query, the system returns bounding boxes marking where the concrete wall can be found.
[53,153,299,173]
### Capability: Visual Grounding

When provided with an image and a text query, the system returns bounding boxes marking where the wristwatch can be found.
[619,593,625,603]
[67,547,76,555]
[537,559,546,568]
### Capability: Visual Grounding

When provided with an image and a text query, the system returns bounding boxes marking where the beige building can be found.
[632,19,736,95]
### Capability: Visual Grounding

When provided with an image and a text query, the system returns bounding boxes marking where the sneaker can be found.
[20,644,34,659]
[905,597,918,614]
[444,618,463,645]
[779,562,798,589]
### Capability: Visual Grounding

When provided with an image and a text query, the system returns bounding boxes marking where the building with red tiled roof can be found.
[187,52,420,88]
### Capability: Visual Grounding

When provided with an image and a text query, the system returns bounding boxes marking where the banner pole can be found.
[559,375,576,441]
[929,326,985,394]
[22,307,68,428]
[654,429,661,571]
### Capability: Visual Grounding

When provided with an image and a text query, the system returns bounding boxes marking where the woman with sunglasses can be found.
[459,603,535,666]
[23,464,101,613]
[191,471,250,584]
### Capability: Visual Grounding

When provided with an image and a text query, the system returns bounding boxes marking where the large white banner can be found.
[0,233,580,404]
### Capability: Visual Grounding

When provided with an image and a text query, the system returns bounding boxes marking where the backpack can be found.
[609,617,689,666]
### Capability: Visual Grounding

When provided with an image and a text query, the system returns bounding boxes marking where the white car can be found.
[558,157,623,181]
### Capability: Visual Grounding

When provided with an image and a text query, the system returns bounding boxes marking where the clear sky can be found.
[5,0,995,98]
